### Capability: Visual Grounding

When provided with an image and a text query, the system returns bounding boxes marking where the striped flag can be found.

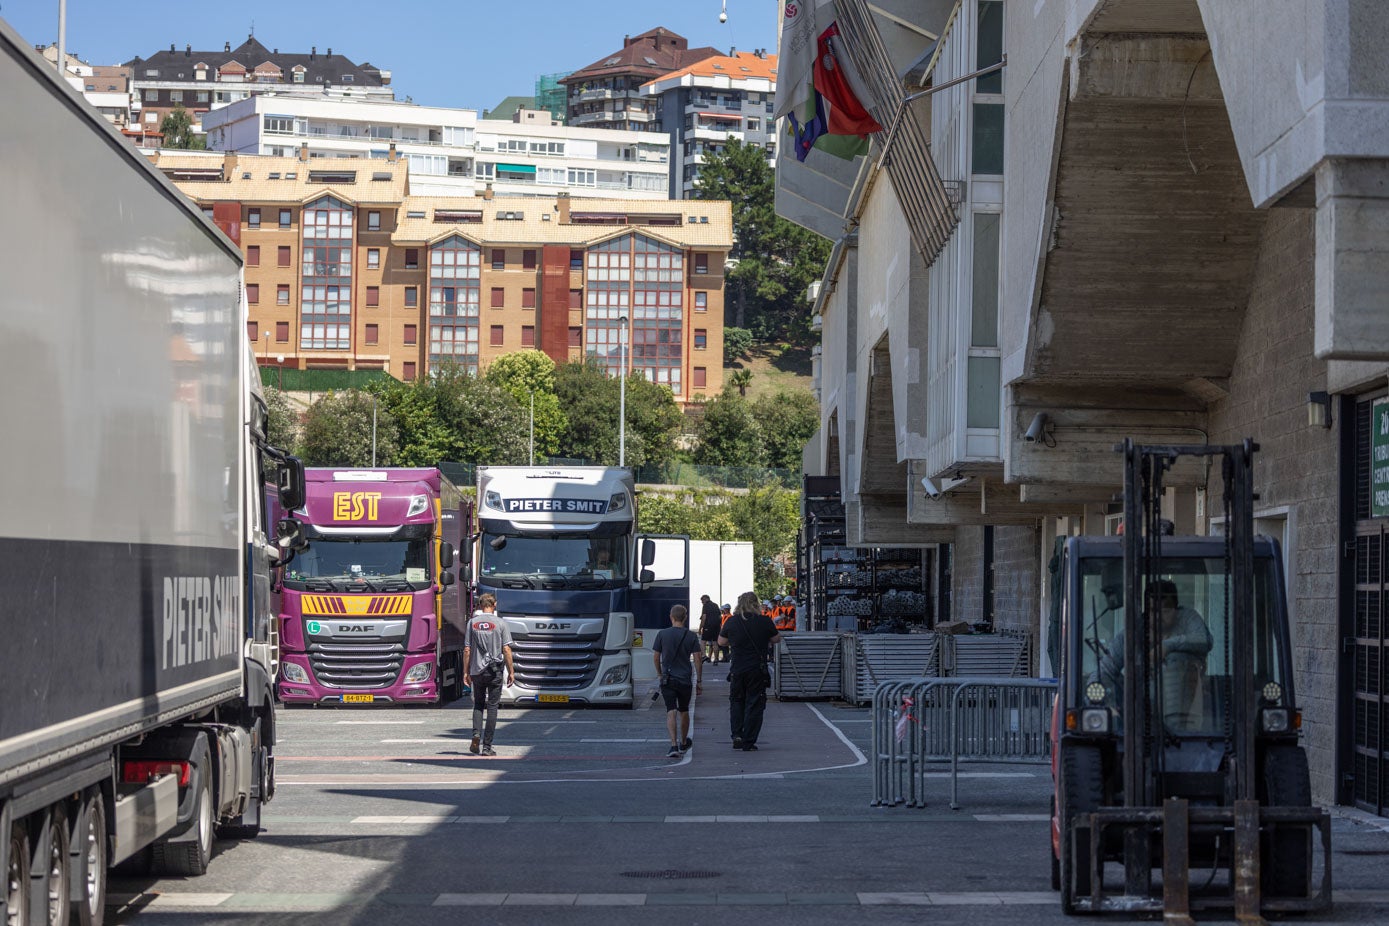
[774,0,882,162]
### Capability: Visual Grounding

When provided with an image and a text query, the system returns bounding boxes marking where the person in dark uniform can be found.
[698,594,724,664]
[718,591,781,751]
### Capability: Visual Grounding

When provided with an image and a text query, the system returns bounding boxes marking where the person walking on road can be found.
[463,593,514,757]
[699,594,724,664]
[719,591,781,752]
[653,605,703,757]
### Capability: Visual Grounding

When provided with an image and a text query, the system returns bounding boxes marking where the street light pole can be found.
[370,393,378,467]
[528,390,535,466]
[261,330,270,377]
[617,315,628,467]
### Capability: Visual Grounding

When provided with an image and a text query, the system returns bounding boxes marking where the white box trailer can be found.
[687,540,755,622]
[0,20,305,924]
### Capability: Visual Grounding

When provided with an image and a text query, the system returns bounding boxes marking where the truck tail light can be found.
[122,760,191,787]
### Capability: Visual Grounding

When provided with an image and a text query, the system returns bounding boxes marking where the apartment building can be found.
[157,152,729,402]
[560,27,720,132]
[124,35,392,137]
[779,0,1389,817]
[643,50,778,198]
[38,45,141,138]
[202,96,671,199]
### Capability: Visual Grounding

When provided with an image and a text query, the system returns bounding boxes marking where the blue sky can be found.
[2,0,781,111]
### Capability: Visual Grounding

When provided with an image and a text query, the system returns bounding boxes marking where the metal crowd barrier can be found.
[871,676,1058,810]
[774,633,845,700]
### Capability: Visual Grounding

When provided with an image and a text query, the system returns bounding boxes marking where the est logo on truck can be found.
[333,490,382,521]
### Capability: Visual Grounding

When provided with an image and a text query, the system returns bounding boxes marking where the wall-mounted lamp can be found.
[1024,411,1055,446]
[1307,391,1333,429]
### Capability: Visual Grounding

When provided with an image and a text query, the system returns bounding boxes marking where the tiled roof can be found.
[561,27,721,84]
[644,51,778,87]
[125,35,385,87]
[158,154,410,204]
[391,195,733,249]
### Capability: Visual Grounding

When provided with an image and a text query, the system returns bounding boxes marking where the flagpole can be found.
[877,56,1007,168]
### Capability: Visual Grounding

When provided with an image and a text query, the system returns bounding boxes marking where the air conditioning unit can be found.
[806,280,822,303]
[810,313,823,332]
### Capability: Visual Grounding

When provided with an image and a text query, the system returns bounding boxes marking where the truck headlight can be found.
[608,492,628,512]
[600,665,630,685]
[403,662,434,683]
[484,490,503,511]
[1079,708,1110,735]
[1260,707,1290,733]
[281,663,309,684]
[406,494,429,518]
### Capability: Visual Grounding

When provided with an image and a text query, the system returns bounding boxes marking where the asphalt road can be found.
[107,676,1389,925]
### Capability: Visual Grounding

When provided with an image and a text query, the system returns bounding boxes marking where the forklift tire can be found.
[1059,745,1104,914]
[1260,745,1312,899]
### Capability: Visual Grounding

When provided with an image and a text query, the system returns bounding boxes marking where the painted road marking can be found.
[319,813,1040,826]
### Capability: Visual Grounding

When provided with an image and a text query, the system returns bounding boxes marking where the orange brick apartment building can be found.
[157,152,730,400]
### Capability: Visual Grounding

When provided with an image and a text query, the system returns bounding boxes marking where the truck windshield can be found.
[1079,556,1286,735]
[284,537,432,591]
[480,534,628,586]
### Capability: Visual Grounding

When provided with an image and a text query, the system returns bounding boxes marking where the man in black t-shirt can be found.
[698,594,724,664]
[652,605,703,757]
[717,591,781,751]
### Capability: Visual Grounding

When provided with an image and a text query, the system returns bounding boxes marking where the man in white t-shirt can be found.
[463,593,514,756]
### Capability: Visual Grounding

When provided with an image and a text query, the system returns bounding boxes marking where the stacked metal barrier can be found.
[871,676,1058,809]
[773,633,846,699]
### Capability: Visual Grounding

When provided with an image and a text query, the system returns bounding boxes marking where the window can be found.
[247,321,258,341]
[491,287,505,308]
[277,284,290,305]
[405,287,417,307]
[694,291,708,312]
[279,208,291,228]
[144,89,158,102]
[367,248,380,269]
[246,283,259,304]
[196,91,209,103]
[170,90,183,102]
[569,288,582,309]
[247,208,261,229]
[569,326,582,348]
[491,249,505,270]
[277,245,291,267]
[976,1,1005,94]
[365,323,379,345]
[694,254,708,274]
[973,103,1005,175]
[490,324,505,346]
[521,325,535,347]
[366,286,380,307]
[247,245,260,267]
[746,117,760,132]
[405,248,419,269]
[694,328,707,350]
[522,288,536,309]
[428,236,481,371]
[276,321,289,341]
[299,195,354,350]
[404,324,417,345]
[972,214,1001,348]
[403,361,417,381]
[693,366,707,388]
[367,210,381,231]
[570,249,583,271]
[522,249,537,270]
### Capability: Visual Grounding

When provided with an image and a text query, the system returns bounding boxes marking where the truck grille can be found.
[307,641,405,689]
[510,633,603,690]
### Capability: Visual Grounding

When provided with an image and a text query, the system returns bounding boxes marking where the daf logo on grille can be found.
[534,622,571,630]
[337,624,372,633]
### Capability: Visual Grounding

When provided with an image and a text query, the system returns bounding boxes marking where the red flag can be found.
[813,23,882,137]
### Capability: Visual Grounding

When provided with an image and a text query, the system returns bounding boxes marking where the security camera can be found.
[1024,412,1051,443]
[920,476,941,500]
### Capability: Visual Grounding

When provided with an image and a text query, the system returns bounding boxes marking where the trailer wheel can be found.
[70,793,106,926]
[41,810,71,926]
[6,820,31,926]
[1260,745,1312,898]
[152,776,212,877]
[1059,744,1104,914]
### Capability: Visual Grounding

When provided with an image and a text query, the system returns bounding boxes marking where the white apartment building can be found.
[202,96,671,199]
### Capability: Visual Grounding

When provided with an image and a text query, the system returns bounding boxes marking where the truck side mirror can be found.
[459,563,473,585]
[641,537,656,567]
[439,542,455,569]
[278,456,307,511]
[439,570,456,588]
[639,568,655,584]
[275,517,307,552]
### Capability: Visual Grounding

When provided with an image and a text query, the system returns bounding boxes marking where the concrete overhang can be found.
[847,495,955,547]
[906,473,1075,527]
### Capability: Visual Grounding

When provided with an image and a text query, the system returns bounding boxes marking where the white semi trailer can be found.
[0,21,305,924]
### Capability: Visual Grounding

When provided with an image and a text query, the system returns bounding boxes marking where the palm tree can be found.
[729,369,753,397]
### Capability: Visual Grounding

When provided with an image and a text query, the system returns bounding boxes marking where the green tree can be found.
[484,350,566,461]
[693,138,830,343]
[552,360,683,468]
[752,389,820,472]
[728,369,753,397]
[373,364,530,466]
[692,390,762,467]
[299,390,399,466]
[723,326,754,362]
[262,384,300,453]
[158,104,206,150]
[637,491,739,540]
[727,481,801,598]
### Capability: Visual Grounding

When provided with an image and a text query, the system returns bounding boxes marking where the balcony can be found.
[692,125,743,143]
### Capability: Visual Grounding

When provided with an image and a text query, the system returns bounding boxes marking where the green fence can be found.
[437,460,794,491]
[261,368,396,394]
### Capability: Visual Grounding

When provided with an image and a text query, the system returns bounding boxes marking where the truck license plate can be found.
[342,693,375,703]
[537,694,569,703]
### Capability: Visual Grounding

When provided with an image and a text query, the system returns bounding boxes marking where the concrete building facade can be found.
[158,152,728,403]
[202,96,670,199]
[779,0,1389,814]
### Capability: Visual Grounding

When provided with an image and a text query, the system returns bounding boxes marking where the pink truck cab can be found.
[273,468,471,704]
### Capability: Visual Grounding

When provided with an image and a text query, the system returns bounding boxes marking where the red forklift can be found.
[1048,440,1331,918]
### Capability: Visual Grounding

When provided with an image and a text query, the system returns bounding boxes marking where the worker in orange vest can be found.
[772,595,796,632]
